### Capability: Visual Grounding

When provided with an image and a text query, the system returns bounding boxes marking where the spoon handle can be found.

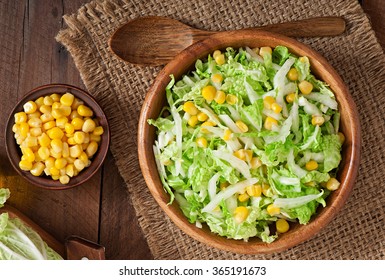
[248,17,346,37]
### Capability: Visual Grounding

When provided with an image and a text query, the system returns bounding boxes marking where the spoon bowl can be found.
[109,16,346,66]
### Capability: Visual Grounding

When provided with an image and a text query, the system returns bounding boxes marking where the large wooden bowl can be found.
[5,84,110,190]
[138,30,361,254]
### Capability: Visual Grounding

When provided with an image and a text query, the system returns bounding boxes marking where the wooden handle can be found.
[250,17,346,37]
[65,236,105,260]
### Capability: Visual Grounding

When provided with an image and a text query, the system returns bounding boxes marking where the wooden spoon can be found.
[109,16,346,66]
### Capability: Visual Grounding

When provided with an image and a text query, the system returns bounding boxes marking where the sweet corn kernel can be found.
[196,137,208,148]
[28,118,42,128]
[49,148,62,159]
[35,96,44,107]
[59,175,70,185]
[244,150,253,162]
[271,102,282,114]
[246,184,262,197]
[69,145,82,158]
[213,50,222,59]
[250,157,262,169]
[82,118,96,133]
[28,111,41,120]
[276,219,290,233]
[262,183,271,197]
[43,96,54,106]
[66,164,74,177]
[19,123,29,138]
[233,149,246,160]
[22,147,35,162]
[25,136,38,147]
[263,96,276,109]
[45,157,55,169]
[56,117,68,129]
[214,90,226,104]
[326,177,340,191]
[77,105,93,117]
[238,193,250,202]
[60,93,75,107]
[60,105,72,117]
[298,80,313,94]
[264,116,278,130]
[259,46,272,57]
[287,68,299,81]
[19,160,33,171]
[69,111,80,120]
[54,158,67,170]
[40,112,54,123]
[52,102,61,109]
[285,93,296,103]
[49,167,60,176]
[47,127,64,139]
[67,137,75,146]
[52,108,65,119]
[93,126,104,136]
[252,47,260,54]
[64,123,75,135]
[201,86,216,103]
[23,101,37,114]
[86,141,98,157]
[43,120,56,131]
[71,98,84,110]
[267,204,280,216]
[30,162,45,176]
[38,133,50,147]
[38,146,50,160]
[90,134,101,143]
[71,117,84,130]
[235,120,249,133]
[338,132,345,144]
[233,206,249,224]
[15,112,27,123]
[182,101,198,115]
[196,112,208,123]
[223,128,232,141]
[74,131,86,144]
[305,160,318,171]
[50,93,60,102]
[188,115,198,127]
[211,73,223,84]
[214,53,225,65]
[305,181,316,187]
[312,116,325,126]
[74,159,85,171]
[225,94,238,105]
[30,127,42,137]
[51,139,63,153]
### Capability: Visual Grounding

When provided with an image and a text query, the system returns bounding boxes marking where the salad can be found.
[148,46,344,243]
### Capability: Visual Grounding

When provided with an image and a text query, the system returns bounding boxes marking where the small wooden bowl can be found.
[138,30,361,254]
[5,84,110,190]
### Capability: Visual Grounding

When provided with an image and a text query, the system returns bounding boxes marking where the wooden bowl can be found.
[5,84,110,190]
[138,30,361,254]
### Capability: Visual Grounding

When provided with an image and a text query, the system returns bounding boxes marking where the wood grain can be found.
[109,16,346,66]
[0,0,152,260]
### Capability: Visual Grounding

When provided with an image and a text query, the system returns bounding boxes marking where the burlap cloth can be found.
[56,0,385,259]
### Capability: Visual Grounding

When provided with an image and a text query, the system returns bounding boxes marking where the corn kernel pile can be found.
[12,92,104,185]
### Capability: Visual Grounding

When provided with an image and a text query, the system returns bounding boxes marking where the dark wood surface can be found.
[0,0,383,260]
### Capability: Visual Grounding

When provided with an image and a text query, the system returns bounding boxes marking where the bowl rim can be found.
[138,30,361,254]
[5,83,110,190]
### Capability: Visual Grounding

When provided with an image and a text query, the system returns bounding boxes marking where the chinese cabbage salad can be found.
[148,46,343,243]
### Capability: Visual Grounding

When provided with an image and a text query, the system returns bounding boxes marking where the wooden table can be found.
[0,0,383,260]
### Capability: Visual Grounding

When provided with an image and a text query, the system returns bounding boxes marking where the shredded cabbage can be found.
[148,46,343,242]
